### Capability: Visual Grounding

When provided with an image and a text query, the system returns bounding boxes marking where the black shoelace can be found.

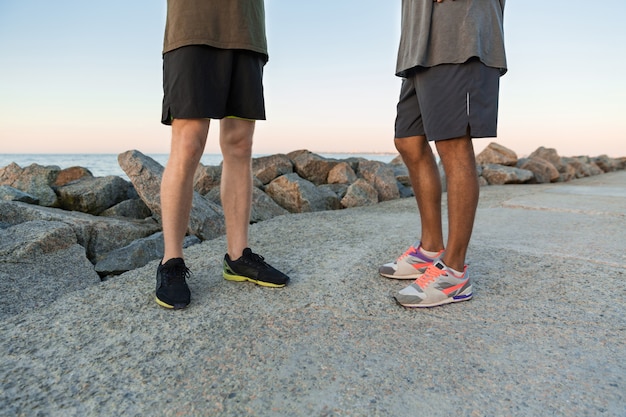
[163,264,191,284]
[243,251,270,269]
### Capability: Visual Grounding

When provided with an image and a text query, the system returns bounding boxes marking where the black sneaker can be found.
[223,248,290,288]
[155,258,191,309]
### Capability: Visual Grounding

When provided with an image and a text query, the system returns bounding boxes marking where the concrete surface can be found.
[1,171,625,416]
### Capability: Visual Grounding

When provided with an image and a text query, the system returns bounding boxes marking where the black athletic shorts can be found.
[162,45,266,125]
[395,57,501,141]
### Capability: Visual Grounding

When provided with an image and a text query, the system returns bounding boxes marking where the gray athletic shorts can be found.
[162,45,266,125]
[395,58,501,141]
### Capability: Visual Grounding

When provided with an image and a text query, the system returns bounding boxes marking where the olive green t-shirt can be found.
[396,0,507,77]
[163,0,268,61]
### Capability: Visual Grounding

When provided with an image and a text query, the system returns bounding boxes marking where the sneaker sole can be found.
[395,293,473,308]
[223,272,286,288]
[155,296,188,310]
[379,271,423,280]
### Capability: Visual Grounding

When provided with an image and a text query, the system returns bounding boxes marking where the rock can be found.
[529,147,565,171]
[592,155,619,173]
[389,154,404,166]
[327,162,357,185]
[562,157,603,179]
[252,154,293,185]
[193,164,222,194]
[529,146,572,182]
[100,198,152,220]
[265,173,339,213]
[320,183,349,200]
[200,186,289,224]
[341,178,378,208]
[357,160,400,202]
[2,163,60,207]
[95,232,200,277]
[118,150,225,241]
[481,164,534,185]
[476,142,518,167]
[517,157,560,184]
[0,220,100,318]
[55,175,132,215]
[0,162,23,185]
[250,187,290,223]
[53,166,94,186]
[391,163,413,197]
[0,185,39,204]
[0,201,160,264]
[288,150,338,185]
[188,195,226,241]
[117,150,165,219]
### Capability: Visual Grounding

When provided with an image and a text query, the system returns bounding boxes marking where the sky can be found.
[0,0,625,158]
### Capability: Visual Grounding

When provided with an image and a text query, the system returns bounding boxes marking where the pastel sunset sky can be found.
[1,0,624,157]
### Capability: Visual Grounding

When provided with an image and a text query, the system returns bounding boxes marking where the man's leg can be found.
[161,118,209,262]
[219,117,254,260]
[435,134,479,272]
[394,135,444,253]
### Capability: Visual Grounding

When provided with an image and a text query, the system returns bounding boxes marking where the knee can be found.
[220,120,254,160]
[171,120,208,162]
[394,136,431,164]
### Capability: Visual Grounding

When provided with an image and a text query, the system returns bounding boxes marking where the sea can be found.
[0,153,398,179]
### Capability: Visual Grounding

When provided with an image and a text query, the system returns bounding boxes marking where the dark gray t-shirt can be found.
[163,0,268,61]
[396,0,507,77]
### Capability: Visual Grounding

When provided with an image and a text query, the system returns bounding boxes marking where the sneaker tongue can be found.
[434,261,445,270]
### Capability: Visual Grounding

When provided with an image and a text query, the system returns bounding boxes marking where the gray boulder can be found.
[117,150,165,220]
[265,173,339,213]
[341,178,378,208]
[193,164,222,194]
[118,150,225,241]
[95,232,200,276]
[100,198,152,219]
[1,163,60,207]
[476,142,518,167]
[201,186,290,224]
[0,185,39,204]
[357,160,400,202]
[251,187,290,223]
[0,220,100,318]
[55,175,132,215]
[0,201,160,264]
[252,154,293,185]
[320,183,349,200]
[481,164,534,185]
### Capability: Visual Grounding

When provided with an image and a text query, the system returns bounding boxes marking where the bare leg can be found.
[394,136,445,253]
[161,119,209,262]
[219,118,255,260]
[435,134,479,272]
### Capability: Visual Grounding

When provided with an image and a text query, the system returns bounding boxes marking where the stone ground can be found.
[1,172,625,417]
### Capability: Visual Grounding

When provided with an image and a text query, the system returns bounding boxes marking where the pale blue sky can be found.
[0,1,624,157]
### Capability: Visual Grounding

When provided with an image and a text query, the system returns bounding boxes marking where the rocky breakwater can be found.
[1,144,624,317]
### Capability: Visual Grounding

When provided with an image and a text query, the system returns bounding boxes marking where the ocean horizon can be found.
[0,152,399,179]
